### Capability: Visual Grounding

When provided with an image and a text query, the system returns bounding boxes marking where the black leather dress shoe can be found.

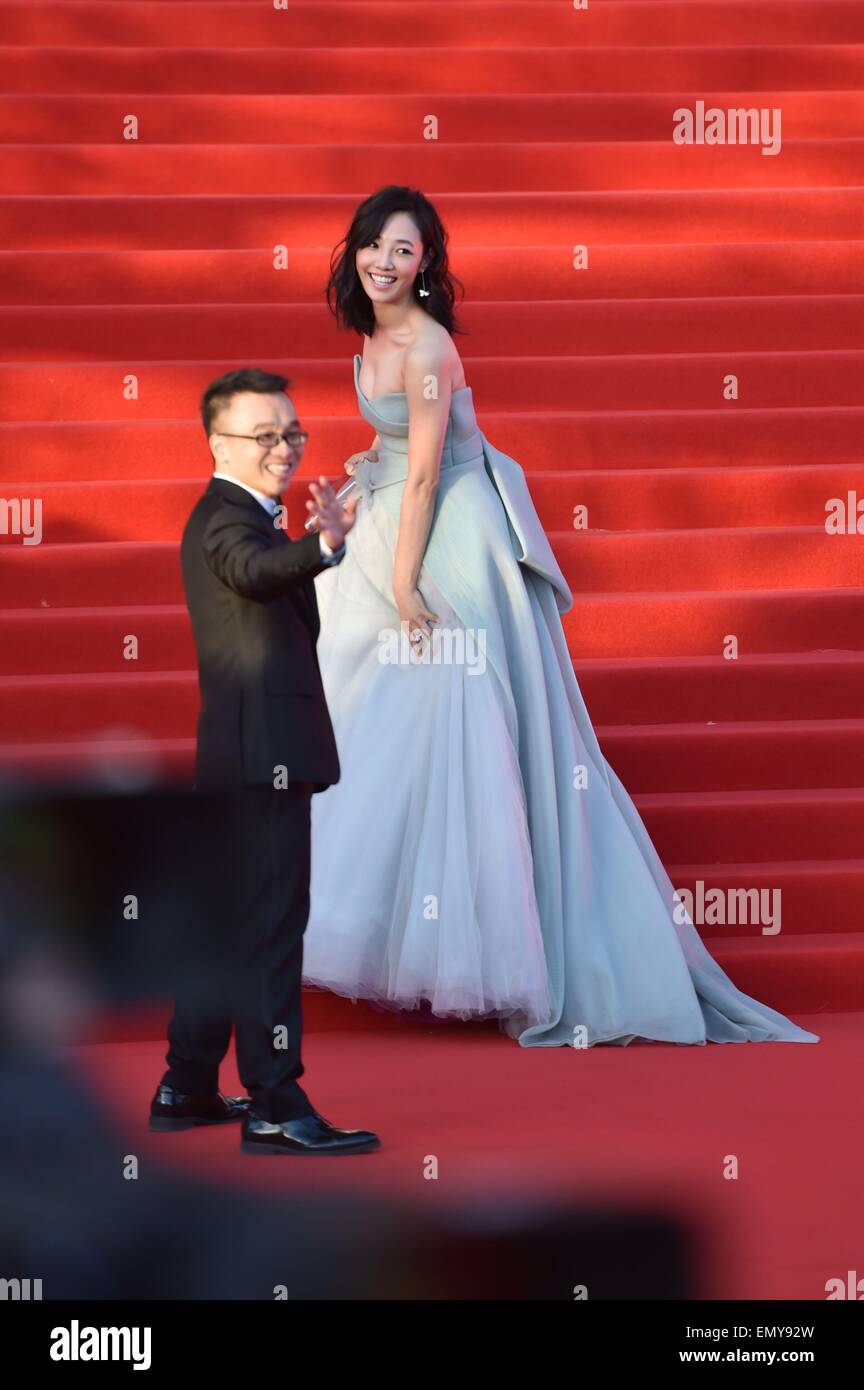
[149,1084,251,1131]
[241,1110,381,1156]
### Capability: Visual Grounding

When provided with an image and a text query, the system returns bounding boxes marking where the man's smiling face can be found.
[209,390,306,499]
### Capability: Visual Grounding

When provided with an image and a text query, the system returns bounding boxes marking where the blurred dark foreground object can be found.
[0,785,242,1026]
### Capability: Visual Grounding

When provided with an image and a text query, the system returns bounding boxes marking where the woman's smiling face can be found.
[355,211,428,305]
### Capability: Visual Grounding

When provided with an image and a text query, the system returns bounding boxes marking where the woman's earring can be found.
[418,269,430,298]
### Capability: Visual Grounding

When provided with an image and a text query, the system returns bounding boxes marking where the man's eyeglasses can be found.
[217,429,309,450]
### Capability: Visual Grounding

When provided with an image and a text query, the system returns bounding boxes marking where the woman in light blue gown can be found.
[302,185,819,1049]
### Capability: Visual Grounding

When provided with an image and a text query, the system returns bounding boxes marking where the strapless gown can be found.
[301,354,819,1048]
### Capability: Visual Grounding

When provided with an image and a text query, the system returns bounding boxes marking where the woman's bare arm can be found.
[392,345,452,630]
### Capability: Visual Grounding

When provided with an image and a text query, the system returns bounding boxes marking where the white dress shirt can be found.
[211,472,344,564]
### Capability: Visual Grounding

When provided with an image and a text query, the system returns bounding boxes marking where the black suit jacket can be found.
[181,476,342,792]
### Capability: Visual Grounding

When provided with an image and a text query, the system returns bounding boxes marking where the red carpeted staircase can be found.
[1,0,863,1019]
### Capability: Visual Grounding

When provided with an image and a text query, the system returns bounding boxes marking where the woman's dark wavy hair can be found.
[326,185,465,338]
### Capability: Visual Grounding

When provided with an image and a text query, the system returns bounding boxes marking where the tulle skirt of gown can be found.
[301,359,820,1048]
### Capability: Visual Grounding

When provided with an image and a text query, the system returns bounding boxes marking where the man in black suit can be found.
[150,367,380,1156]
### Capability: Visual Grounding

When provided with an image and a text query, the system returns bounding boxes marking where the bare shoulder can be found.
[404,324,465,398]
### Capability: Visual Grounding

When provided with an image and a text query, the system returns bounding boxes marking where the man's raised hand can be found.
[307,477,359,551]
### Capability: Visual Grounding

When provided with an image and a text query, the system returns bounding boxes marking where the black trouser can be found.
[162,781,315,1122]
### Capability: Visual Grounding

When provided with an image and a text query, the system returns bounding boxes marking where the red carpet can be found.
[2,3,864,1291]
[69,1009,863,1301]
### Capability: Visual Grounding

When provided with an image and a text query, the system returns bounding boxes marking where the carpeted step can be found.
[1,730,863,864]
[4,530,860,601]
[5,140,863,196]
[3,409,861,482]
[0,606,193,674]
[562,527,864,592]
[3,190,862,250]
[5,464,864,538]
[6,1,864,51]
[3,350,864,413]
[576,652,864,723]
[708,932,864,1014]
[638,787,864,862]
[4,242,864,305]
[2,90,861,144]
[2,668,862,795]
[3,302,863,364]
[0,634,862,734]
[668,859,864,939]
[0,671,199,742]
[598,718,864,792]
[4,44,863,97]
[3,590,862,671]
